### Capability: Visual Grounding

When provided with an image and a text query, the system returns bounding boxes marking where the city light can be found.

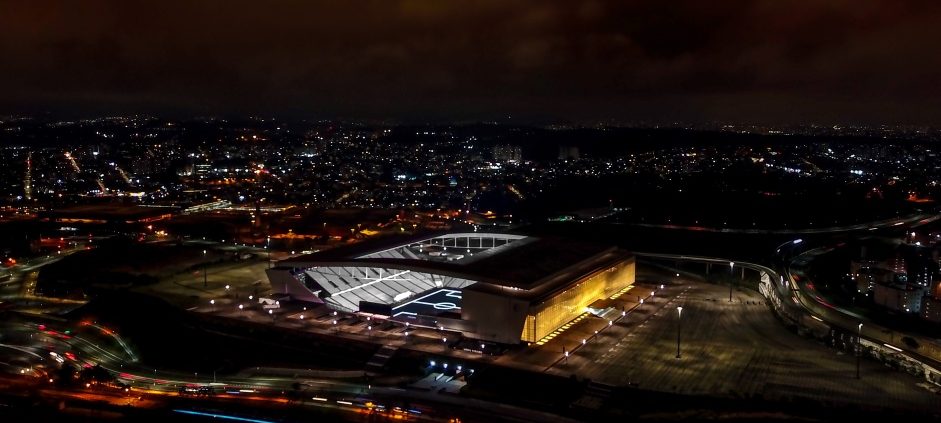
[0,16,935,420]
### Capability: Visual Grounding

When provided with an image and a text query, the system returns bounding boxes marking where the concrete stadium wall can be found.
[462,289,530,344]
[266,267,322,303]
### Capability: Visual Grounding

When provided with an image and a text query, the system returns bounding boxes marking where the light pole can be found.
[728,262,734,302]
[266,235,271,268]
[203,250,208,288]
[676,306,683,359]
[856,323,863,379]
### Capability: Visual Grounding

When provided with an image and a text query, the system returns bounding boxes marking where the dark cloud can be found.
[1,0,940,123]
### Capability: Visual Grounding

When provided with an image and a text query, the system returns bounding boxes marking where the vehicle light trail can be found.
[173,409,276,423]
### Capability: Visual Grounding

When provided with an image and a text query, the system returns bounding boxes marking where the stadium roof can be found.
[277,232,632,303]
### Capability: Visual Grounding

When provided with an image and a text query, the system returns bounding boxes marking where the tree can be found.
[80,364,114,384]
[55,363,77,387]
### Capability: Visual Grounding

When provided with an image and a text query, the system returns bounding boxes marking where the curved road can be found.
[637,251,941,380]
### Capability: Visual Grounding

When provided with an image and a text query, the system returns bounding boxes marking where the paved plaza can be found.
[551,279,941,411]
[146,262,941,412]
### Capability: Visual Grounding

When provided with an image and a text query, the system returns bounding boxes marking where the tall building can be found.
[921,296,941,323]
[23,151,32,200]
[194,162,212,181]
[873,282,925,314]
[492,145,522,163]
[558,146,579,161]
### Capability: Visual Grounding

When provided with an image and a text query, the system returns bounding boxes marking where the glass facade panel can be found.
[521,259,635,342]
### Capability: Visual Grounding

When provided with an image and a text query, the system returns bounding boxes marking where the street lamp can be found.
[676,306,683,359]
[203,250,208,288]
[266,235,271,268]
[729,261,735,302]
[856,323,863,379]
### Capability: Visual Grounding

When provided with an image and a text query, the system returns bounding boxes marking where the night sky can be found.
[2,0,940,124]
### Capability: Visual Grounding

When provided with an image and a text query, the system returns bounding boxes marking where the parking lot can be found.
[550,276,941,411]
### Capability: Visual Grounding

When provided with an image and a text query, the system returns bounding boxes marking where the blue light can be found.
[173,409,275,423]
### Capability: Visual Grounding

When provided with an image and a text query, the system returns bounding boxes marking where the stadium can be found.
[266,232,635,344]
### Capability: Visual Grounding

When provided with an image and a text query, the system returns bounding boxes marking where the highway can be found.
[0,312,578,422]
[626,211,941,235]
[780,245,941,375]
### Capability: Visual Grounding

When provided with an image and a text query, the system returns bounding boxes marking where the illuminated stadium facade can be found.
[267,232,635,344]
